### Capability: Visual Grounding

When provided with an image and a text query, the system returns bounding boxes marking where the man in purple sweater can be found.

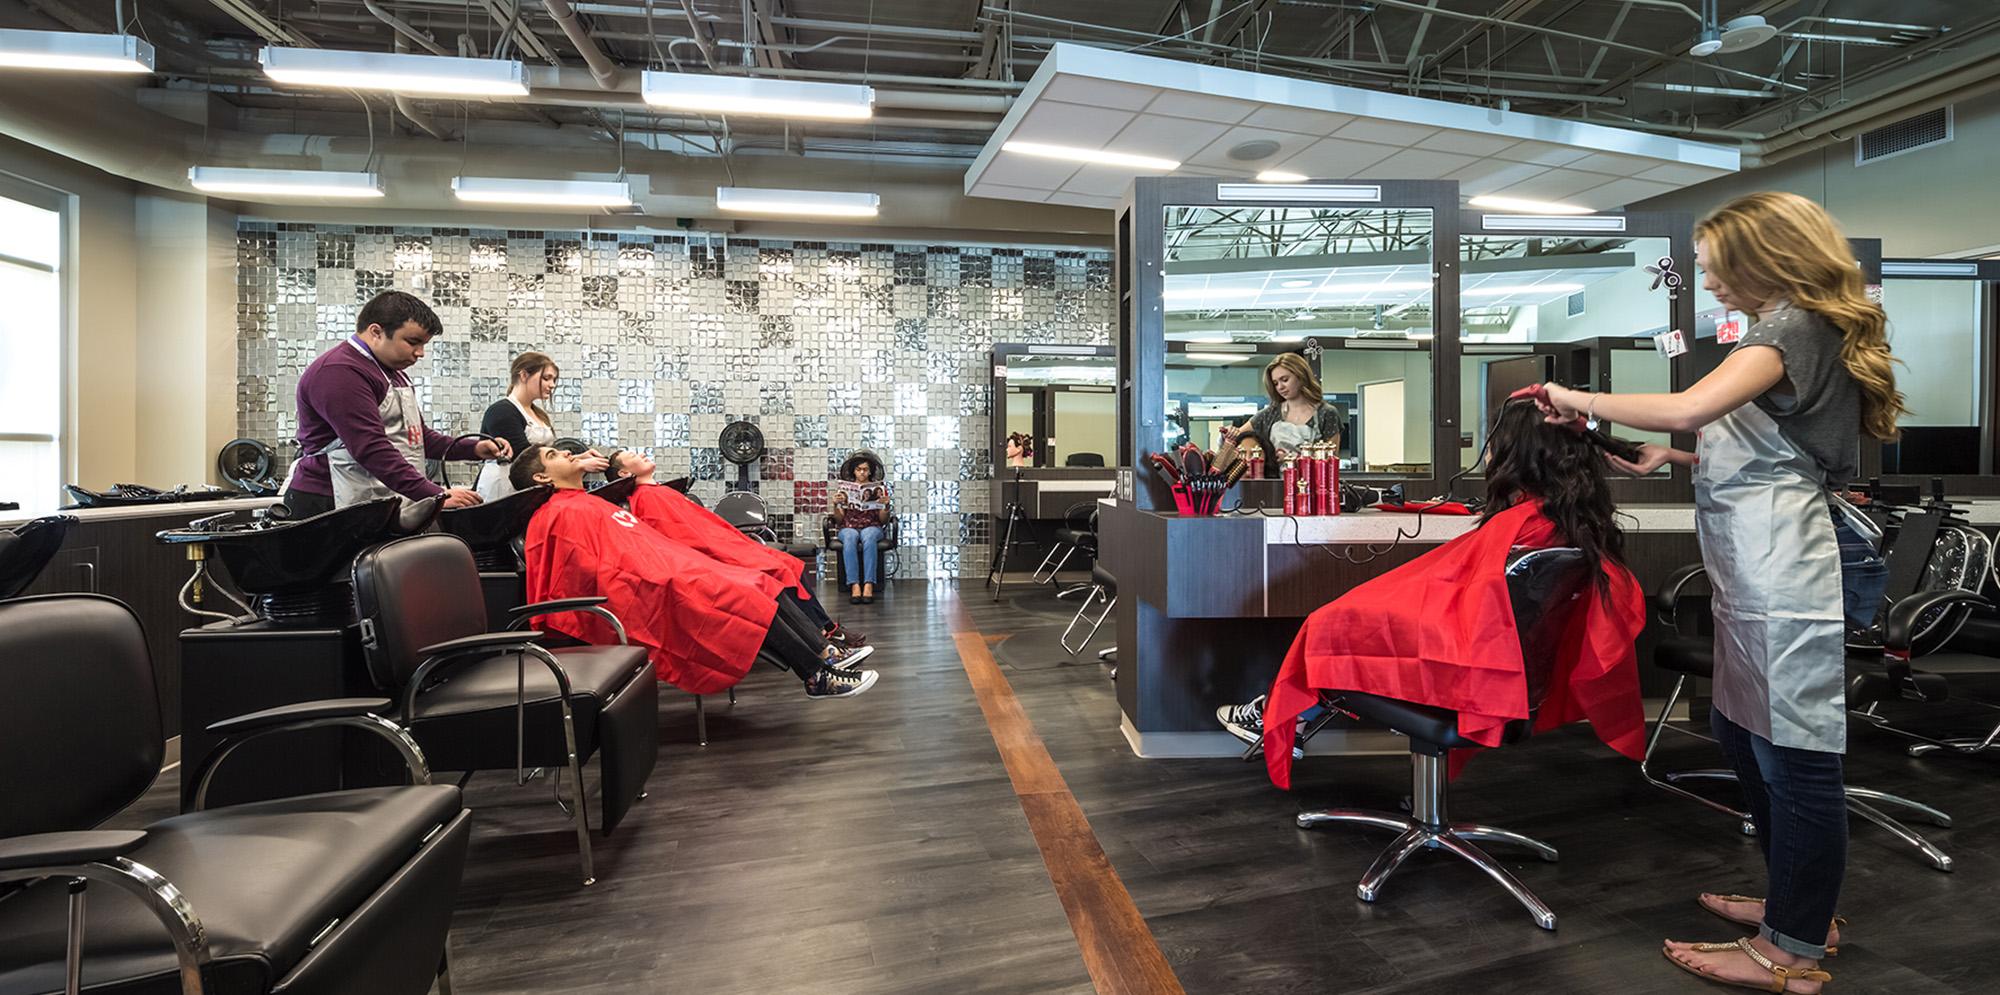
[280,291,509,518]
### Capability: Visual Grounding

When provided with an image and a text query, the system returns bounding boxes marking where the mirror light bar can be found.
[1481,214,1628,233]
[452,176,633,208]
[1219,183,1380,202]
[1881,261,1979,277]
[1001,141,1180,171]
[0,29,154,73]
[260,47,528,96]
[189,167,384,199]
[1256,170,1309,183]
[716,187,879,218]
[1468,195,1593,215]
[643,72,873,120]
[1463,283,1585,296]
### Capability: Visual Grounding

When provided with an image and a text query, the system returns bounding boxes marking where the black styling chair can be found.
[822,506,901,589]
[1034,502,1097,590]
[1061,562,1116,657]
[0,514,77,599]
[0,594,470,995]
[1295,548,1592,930]
[1642,504,1976,872]
[351,534,659,886]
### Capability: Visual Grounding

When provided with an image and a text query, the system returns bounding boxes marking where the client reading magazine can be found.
[1244,398,1649,787]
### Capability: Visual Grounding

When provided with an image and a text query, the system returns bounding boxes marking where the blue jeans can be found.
[1709,708,1847,959]
[1833,509,1888,630]
[840,526,883,585]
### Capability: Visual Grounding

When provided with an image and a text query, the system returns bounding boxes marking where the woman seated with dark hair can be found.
[510,446,878,700]
[831,451,890,605]
[1216,399,1647,785]
[605,448,863,648]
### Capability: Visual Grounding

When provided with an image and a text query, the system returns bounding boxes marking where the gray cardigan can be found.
[1247,401,1347,452]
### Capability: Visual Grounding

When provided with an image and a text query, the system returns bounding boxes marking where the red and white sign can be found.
[1716,317,1743,345]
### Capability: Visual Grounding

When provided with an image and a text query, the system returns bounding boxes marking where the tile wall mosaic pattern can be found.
[236,222,1113,578]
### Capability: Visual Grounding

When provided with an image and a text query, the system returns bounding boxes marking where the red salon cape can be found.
[1263,499,1647,789]
[625,482,811,599]
[523,488,784,694]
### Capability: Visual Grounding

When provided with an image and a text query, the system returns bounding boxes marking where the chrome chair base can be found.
[1031,543,1076,585]
[1644,676,1956,871]
[1297,751,1559,930]
[1060,585,1116,656]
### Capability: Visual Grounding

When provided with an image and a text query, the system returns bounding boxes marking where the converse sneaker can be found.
[824,623,868,648]
[824,643,875,671]
[805,666,879,700]
[1216,695,1304,760]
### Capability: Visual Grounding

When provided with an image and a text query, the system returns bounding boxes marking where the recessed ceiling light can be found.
[1255,170,1309,183]
[1462,283,1584,296]
[1162,287,1260,301]
[1280,279,1313,288]
[1467,195,1593,215]
[260,47,528,96]
[0,29,154,73]
[188,166,384,198]
[1001,141,1179,171]
[715,186,880,217]
[643,71,874,120]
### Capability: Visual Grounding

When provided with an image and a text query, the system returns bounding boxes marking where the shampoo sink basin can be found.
[159,498,401,596]
[439,485,553,570]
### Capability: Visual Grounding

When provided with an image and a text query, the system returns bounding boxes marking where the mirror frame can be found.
[1859,253,2000,491]
[991,343,1118,470]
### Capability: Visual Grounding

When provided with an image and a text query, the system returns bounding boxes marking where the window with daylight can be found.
[0,189,64,515]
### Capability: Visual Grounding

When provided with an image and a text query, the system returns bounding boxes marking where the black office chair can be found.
[1641,504,1977,872]
[1063,452,1106,467]
[1062,562,1117,656]
[1295,548,1592,930]
[1034,502,1097,589]
[0,514,77,599]
[351,533,659,886]
[0,594,469,995]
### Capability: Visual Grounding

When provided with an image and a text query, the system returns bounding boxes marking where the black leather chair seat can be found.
[1091,563,1115,590]
[1945,617,2000,656]
[0,785,463,995]
[408,644,649,722]
[1335,691,1518,752]
[1656,636,1715,679]
[1053,527,1097,553]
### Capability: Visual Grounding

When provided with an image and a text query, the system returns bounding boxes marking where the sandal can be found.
[1664,937,1831,993]
[1699,894,1845,955]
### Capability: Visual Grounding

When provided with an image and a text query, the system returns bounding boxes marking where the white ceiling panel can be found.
[1270,137,1401,178]
[1143,91,1258,125]
[1012,100,1140,147]
[1364,147,1481,180]
[1109,114,1235,163]
[1186,125,1323,171]
[965,44,1738,212]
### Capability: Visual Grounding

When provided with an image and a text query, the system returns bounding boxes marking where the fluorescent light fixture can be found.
[1882,261,1980,277]
[1279,279,1314,288]
[1468,195,1593,215]
[1481,214,1628,233]
[1163,287,1260,301]
[1181,332,1235,343]
[1325,281,1432,293]
[1219,183,1379,203]
[1786,32,1900,47]
[1183,352,1254,362]
[1000,141,1179,171]
[1256,170,1309,183]
[0,29,154,73]
[260,47,527,96]
[188,166,383,199]
[715,186,879,217]
[451,176,634,208]
[642,71,873,120]
[1463,283,1584,296]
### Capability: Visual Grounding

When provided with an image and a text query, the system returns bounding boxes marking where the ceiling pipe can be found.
[543,0,624,87]
[362,0,450,55]
[1740,60,2000,167]
[388,33,453,140]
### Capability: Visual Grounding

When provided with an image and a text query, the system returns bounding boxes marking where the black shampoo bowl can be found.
[159,498,401,598]
[439,485,553,569]
[0,515,78,599]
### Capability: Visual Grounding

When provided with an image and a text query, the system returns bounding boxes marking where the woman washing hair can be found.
[1233,400,1646,779]
[1536,192,1902,993]
[475,352,606,501]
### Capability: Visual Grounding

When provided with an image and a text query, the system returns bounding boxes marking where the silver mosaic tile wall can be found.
[235,222,1113,578]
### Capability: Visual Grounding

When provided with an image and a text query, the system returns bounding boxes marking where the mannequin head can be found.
[1484,399,1625,586]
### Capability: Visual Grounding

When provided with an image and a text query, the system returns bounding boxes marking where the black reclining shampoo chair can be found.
[1295,547,1592,930]
[351,533,659,886]
[0,594,470,995]
[0,514,78,599]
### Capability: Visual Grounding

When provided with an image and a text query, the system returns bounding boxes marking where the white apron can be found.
[475,399,555,502]
[1695,400,1848,754]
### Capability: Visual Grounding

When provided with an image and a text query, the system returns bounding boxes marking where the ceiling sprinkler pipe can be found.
[544,0,624,87]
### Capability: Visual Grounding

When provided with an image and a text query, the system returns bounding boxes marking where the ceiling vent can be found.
[1857,107,1953,166]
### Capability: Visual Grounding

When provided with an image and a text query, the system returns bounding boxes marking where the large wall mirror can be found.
[1877,262,1992,476]
[1455,233,1676,472]
[993,345,1117,469]
[1161,203,1436,478]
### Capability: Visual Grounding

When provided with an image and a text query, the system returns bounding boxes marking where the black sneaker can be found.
[826,643,875,671]
[1216,695,1304,760]
[805,666,878,700]
[824,624,868,648]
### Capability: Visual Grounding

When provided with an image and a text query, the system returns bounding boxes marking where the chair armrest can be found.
[1651,562,1710,624]
[0,831,148,872]
[417,631,546,658]
[508,596,607,617]
[1883,590,1993,652]
[205,698,393,736]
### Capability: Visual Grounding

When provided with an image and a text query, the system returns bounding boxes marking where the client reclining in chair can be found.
[510,446,878,700]
[605,448,865,649]
[1215,398,1648,785]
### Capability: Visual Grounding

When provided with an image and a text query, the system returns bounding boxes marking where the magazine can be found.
[833,479,889,510]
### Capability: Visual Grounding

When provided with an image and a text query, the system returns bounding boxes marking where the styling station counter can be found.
[1097,501,1705,758]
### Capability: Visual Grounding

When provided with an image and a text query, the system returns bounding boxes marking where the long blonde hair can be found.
[509,351,558,427]
[1262,352,1324,407]
[1695,192,1906,441]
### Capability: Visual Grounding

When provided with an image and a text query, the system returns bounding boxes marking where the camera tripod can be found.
[985,467,1029,601]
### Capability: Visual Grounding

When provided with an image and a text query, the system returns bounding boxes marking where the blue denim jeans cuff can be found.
[1760,920,1828,961]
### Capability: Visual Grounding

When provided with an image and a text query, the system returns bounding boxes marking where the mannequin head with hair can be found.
[1484,400,1625,589]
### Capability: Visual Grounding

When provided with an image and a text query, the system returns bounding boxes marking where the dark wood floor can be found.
[121,577,1999,994]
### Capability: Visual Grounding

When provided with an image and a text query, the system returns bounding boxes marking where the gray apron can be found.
[1695,401,1848,754]
[323,346,432,523]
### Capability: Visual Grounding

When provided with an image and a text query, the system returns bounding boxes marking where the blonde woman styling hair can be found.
[1535,192,1899,993]
[1220,351,1346,457]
